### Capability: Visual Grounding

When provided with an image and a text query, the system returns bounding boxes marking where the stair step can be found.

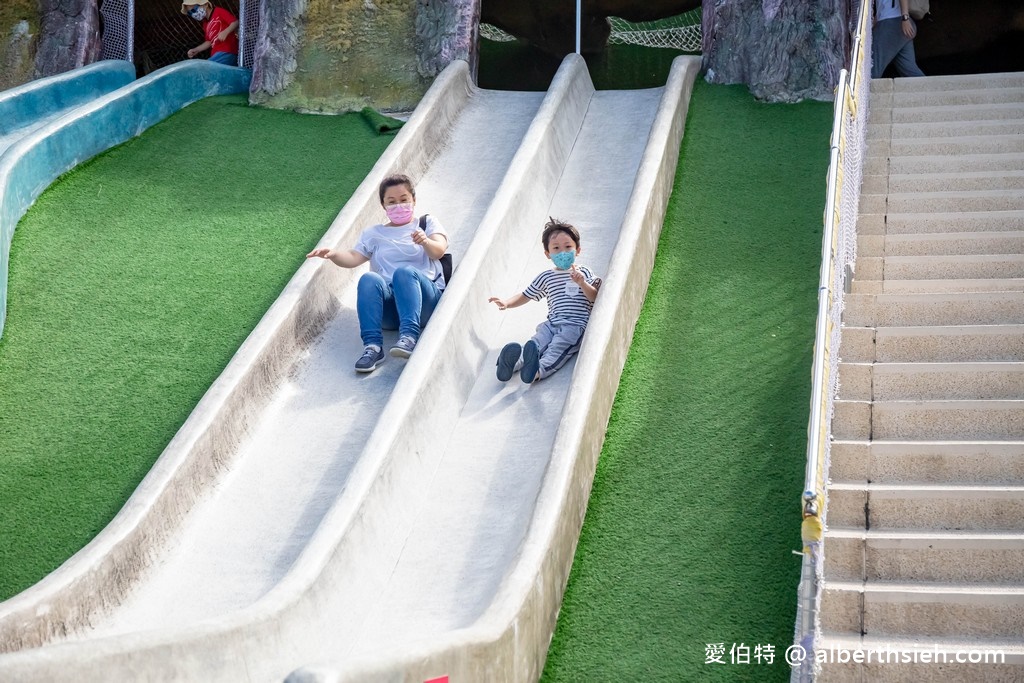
[817,634,1024,681]
[856,255,1024,281]
[844,292,1024,327]
[864,152,1024,176]
[872,73,1024,94]
[834,399,1024,440]
[880,171,1024,194]
[869,120,1024,141]
[839,324,1024,364]
[853,278,1024,294]
[858,210,1024,235]
[890,88,1024,108]
[829,440,1024,484]
[838,362,1024,401]
[825,529,1024,584]
[860,191,1024,215]
[870,101,1024,125]
[857,230,1024,257]
[827,482,1024,531]
[821,581,1024,639]
[867,135,1024,157]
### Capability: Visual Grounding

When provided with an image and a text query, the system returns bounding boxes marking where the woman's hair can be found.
[541,218,580,251]
[378,174,416,204]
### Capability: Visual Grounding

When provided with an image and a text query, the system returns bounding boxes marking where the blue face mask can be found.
[551,251,575,270]
[188,5,206,20]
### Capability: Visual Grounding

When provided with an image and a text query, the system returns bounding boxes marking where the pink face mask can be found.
[385,203,414,225]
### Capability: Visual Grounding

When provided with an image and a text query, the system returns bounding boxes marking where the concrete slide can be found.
[0,55,700,681]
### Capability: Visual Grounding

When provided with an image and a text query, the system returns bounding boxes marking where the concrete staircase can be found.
[819,73,1024,681]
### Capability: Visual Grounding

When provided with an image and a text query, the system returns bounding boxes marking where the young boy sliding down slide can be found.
[488,218,601,384]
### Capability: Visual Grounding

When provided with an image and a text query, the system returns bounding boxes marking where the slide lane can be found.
[74,84,547,641]
[0,61,135,157]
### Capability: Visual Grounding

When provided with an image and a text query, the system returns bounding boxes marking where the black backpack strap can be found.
[419,214,428,231]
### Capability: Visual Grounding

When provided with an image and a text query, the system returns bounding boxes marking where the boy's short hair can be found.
[541,218,580,251]
[378,174,416,204]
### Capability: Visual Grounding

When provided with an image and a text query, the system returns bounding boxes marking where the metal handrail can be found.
[792,0,872,679]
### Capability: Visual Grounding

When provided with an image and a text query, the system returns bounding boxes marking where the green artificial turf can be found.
[542,80,832,681]
[0,95,391,600]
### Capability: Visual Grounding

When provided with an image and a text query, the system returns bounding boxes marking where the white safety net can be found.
[238,0,259,69]
[480,8,702,53]
[99,0,134,63]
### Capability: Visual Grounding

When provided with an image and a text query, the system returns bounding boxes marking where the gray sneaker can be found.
[355,345,385,373]
[389,335,417,358]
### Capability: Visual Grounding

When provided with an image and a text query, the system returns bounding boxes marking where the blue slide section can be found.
[0,60,251,341]
[0,60,136,156]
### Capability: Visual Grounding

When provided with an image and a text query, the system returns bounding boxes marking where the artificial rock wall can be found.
[250,0,479,113]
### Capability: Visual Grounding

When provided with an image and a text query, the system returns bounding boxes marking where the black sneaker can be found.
[520,340,540,384]
[355,345,385,373]
[496,342,522,382]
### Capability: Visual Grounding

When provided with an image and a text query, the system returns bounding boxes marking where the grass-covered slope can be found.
[543,80,832,682]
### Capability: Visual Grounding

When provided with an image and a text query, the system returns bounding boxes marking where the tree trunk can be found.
[33,0,101,79]
[702,0,852,102]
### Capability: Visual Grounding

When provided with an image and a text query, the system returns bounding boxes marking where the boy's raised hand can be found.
[568,264,585,285]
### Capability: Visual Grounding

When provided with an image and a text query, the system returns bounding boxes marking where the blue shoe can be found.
[496,342,521,382]
[520,340,540,384]
[389,335,417,359]
[355,345,385,373]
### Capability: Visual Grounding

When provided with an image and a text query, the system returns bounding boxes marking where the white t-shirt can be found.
[875,0,904,22]
[354,214,448,289]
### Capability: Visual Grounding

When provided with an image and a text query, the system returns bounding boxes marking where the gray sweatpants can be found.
[871,17,925,79]
[532,319,586,380]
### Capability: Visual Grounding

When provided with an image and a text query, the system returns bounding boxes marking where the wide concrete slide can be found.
[0,54,699,680]
[0,59,250,340]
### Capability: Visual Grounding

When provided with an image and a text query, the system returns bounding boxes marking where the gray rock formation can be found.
[251,0,480,113]
[1,20,36,91]
[415,0,480,80]
[250,0,307,99]
[702,0,852,102]
[33,0,101,79]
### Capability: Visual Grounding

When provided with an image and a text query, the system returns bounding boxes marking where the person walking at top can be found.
[872,0,925,79]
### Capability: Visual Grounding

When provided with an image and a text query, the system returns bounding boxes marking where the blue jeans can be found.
[209,52,238,66]
[356,267,442,347]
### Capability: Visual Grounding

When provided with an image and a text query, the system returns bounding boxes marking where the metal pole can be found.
[575,0,581,54]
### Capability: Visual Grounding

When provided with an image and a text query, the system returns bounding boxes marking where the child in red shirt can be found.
[182,1,239,66]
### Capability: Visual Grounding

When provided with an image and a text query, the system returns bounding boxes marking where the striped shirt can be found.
[523,266,598,326]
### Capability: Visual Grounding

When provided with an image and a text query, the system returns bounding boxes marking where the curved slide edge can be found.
[0,60,135,136]
[0,55,595,681]
[293,54,703,683]
[0,60,250,341]
[0,60,474,658]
